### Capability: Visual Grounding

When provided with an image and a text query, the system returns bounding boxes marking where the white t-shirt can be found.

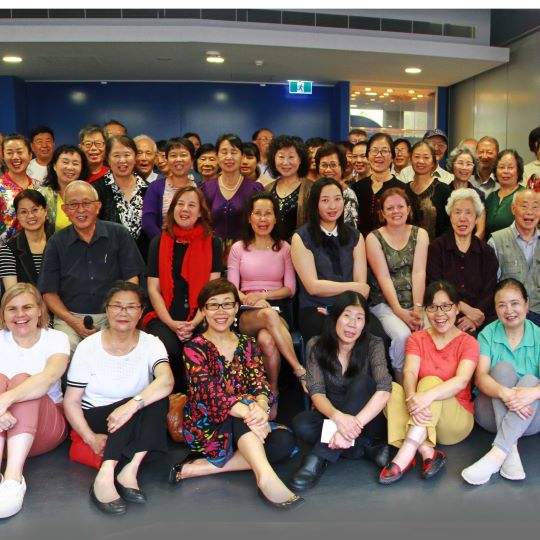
[0,328,70,404]
[66,331,168,409]
[26,159,48,186]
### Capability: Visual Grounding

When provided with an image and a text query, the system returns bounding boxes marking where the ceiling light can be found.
[379,95,385,98]
[386,89,393,93]
[417,94,424,98]
[383,93,389,96]
[2,55,22,63]
[351,104,358,108]
[390,99,395,103]
[412,97,417,100]
[408,90,415,94]
[370,98,376,102]
[365,92,377,96]
[405,67,422,74]
[254,59,264,67]
[364,87,371,91]
[206,51,224,64]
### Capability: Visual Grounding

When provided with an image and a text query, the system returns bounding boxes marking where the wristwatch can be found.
[133,395,145,409]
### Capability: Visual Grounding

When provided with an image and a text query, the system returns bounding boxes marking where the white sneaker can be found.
[500,450,526,481]
[0,477,26,519]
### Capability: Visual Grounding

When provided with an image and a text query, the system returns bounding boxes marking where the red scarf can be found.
[143,223,212,327]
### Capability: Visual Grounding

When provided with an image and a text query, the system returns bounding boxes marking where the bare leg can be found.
[181,451,252,479]
[5,433,34,482]
[257,329,281,419]
[392,425,427,470]
[116,451,148,489]
[93,460,120,503]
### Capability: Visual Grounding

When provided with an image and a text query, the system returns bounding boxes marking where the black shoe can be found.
[289,454,328,491]
[89,484,127,515]
[115,480,147,504]
[257,489,305,510]
[364,442,391,469]
[168,452,203,485]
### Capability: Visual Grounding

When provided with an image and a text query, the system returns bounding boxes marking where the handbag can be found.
[68,430,103,469]
[167,393,187,443]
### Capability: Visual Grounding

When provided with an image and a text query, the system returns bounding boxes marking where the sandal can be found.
[168,452,202,485]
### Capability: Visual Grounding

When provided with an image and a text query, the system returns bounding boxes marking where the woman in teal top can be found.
[461,278,540,485]
[484,149,524,238]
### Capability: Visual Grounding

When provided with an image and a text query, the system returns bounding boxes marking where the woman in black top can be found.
[0,190,49,289]
[290,291,392,491]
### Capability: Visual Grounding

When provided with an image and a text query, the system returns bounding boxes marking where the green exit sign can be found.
[288,81,313,94]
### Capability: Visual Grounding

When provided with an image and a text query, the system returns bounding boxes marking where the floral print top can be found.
[0,174,34,245]
[182,334,271,465]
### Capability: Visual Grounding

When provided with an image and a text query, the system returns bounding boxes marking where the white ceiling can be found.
[0,18,510,87]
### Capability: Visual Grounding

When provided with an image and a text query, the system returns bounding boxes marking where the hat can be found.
[423,129,448,144]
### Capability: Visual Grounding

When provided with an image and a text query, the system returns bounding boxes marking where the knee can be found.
[261,308,281,328]
[516,374,540,388]
[417,376,443,392]
[292,411,319,443]
[257,329,277,353]
[490,361,517,384]
[7,373,31,389]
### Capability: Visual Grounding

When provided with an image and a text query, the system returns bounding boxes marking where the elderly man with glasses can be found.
[38,181,145,353]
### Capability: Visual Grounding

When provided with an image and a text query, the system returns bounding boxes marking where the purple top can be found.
[141,175,167,239]
[201,178,264,241]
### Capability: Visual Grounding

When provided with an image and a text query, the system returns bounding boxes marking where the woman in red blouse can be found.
[168,278,302,510]
[379,280,479,484]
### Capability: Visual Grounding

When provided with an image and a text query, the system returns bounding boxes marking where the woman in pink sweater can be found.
[228,193,307,419]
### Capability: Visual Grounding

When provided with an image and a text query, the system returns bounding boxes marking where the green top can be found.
[485,185,524,238]
[478,319,540,378]
[369,225,419,309]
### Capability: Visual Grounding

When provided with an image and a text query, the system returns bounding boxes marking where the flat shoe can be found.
[115,480,147,504]
[421,449,447,480]
[379,457,416,485]
[89,485,127,515]
[168,452,202,485]
[257,489,305,510]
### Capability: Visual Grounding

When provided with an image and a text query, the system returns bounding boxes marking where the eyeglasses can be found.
[320,162,340,170]
[204,301,236,311]
[17,206,43,217]
[425,303,455,313]
[251,211,274,218]
[82,140,105,150]
[430,142,447,149]
[106,303,142,315]
[369,148,392,156]
[64,200,99,210]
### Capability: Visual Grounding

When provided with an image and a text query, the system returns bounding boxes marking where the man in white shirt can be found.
[134,134,159,183]
[26,126,55,185]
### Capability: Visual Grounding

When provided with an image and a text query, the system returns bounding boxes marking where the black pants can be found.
[146,318,187,393]
[298,307,392,374]
[84,397,169,462]
[229,417,297,465]
[292,375,386,463]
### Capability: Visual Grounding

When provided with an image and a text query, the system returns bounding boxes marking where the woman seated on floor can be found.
[0,283,70,520]
[461,278,540,485]
[289,291,392,491]
[64,281,174,515]
[227,193,306,419]
[169,278,303,510]
[427,188,499,334]
[380,280,478,485]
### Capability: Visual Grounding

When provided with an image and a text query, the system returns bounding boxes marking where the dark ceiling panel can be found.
[490,9,540,46]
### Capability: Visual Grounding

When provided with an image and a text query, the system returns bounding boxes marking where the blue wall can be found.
[1,78,349,145]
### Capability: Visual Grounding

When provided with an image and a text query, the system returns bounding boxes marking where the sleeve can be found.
[242,337,271,399]
[253,181,265,194]
[426,239,444,285]
[305,337,326,397]
[147,235,161,278]
[226,242,242,289]
[405,331,423,357]
[459,334,480,367]
[66,338,91,388]
[211,237,223,273]
[144,334,169,373]
[281,242,297,295]
[141,181,163,240]
[37,236,61,293]
[435,184,452,237]
[475,243,499,316]
[0,244,17,278]
[182,340,240,425]
[367,336,393,392]
[116,226,146,279]
[47,329,71,357]
[478,326,494,359]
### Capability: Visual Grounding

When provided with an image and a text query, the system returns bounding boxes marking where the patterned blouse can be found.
[182,334,272,466]
[0,174,34,245]
[270,183,300,241]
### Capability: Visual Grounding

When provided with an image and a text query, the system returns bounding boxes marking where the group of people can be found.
[1,121,540,519]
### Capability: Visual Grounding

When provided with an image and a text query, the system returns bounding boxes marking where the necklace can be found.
[219,174,243,192]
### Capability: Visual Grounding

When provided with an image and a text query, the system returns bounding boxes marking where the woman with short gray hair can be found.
[427,188,498,334]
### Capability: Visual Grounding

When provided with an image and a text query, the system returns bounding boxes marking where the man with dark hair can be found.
[27,126,55,185]
[103,119,127,138]
[78,124,109,182]
[348,128,368,145]
[252,128,273,176]
[470,135,500,197]
[305,137,327,182]
[392,138,411,180]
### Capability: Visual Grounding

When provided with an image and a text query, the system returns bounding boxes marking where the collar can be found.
[320,225,338,237]
[443,231,482,254]
[510,221,540,242]
[66,218,109,245]
[492,319,536,350]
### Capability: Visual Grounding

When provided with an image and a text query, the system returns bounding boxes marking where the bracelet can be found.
[413,303,423,308]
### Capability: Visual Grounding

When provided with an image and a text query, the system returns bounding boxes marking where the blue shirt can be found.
[478,319,540,378]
